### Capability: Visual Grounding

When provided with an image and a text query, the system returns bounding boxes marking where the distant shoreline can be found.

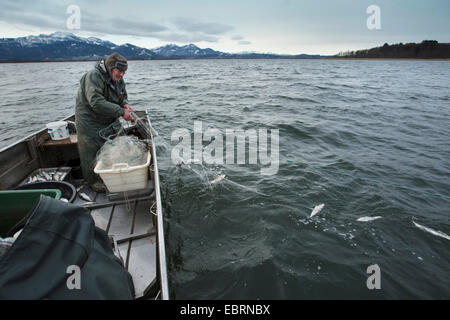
[2,34,449,63]
[1,57,450,64]
[0,57,325,63]
[335,41,450,59]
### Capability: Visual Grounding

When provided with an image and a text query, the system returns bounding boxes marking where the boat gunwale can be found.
[146,110,170,300]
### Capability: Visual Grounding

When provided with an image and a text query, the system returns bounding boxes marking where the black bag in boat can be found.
[0,195,134,299]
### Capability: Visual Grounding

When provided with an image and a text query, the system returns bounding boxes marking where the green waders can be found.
[76,122,106,187]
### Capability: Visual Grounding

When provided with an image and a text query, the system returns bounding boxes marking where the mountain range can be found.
[0,32,323,62]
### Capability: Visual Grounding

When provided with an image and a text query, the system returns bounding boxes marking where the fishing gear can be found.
[131,112,158,138]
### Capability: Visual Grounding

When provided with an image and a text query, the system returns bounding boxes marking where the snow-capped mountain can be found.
[152,43,225,58]
[0,32,322,61]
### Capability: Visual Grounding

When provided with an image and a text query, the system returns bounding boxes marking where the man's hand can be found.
[123,104,134,112]
[123,109,134,121]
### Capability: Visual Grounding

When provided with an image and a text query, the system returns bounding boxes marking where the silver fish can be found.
[357,216,382,222]
[184,158,202,165]
[79,192,93,202]
[80,201,97,206]
[176,157,202,167]
[310,204,325,217]
[413,221,450,241]
[13,229,23,239]
[210,174,225,184]
[42,171,51,180]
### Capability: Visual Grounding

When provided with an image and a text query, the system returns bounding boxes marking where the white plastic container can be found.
[94,152,151,192]
[46,121,69,140]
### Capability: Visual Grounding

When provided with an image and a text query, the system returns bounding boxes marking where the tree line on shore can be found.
[336,40,450,59]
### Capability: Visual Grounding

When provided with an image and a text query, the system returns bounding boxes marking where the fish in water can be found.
[310,204,325,217]
[210,174,225,184]
[184,158,202,165]
[79,192,93,202]
[413,221,450,241]
[357,216,382,222]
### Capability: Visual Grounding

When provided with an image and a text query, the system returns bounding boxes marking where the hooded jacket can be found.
[75,60,128,129]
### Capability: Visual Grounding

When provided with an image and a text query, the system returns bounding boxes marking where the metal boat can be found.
[0,110,169,300]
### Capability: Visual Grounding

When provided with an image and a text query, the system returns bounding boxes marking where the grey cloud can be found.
[82,13,218,42]
[0,1,229,44]
[0,0,68,29]
[232,35,244,41]
[1,11,64,30]
[0,3,171,39]
[238,40,252,45]
[112,18,168,33]
[171,17,233,35]
[156,33,219,43]
[80,13,168,38]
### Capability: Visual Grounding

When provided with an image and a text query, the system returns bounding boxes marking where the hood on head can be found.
[105,52,128,74]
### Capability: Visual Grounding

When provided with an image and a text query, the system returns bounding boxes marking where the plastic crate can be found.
[94,152,151,193]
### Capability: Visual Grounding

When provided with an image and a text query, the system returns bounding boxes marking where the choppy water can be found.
[1,59,449,299]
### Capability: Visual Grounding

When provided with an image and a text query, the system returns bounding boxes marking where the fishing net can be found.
[95,135,148,170]
[98,119,126,141]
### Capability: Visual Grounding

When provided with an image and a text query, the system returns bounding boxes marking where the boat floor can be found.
[72,181,157,299]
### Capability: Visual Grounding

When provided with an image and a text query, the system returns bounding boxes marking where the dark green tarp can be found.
[0,196,134,299]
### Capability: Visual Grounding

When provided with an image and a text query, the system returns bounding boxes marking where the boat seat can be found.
[39,134,78,147]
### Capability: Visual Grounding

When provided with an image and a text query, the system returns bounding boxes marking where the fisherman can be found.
[75,52,134,192]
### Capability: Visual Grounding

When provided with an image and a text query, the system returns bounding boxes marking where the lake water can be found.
[0,59,449,299]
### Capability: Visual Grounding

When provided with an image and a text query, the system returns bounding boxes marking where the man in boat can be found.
[75,52,134,192]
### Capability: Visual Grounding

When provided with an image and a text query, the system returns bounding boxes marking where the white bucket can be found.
[46,121,69,140]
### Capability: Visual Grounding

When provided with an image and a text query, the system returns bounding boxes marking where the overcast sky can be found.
[0,0,449,55]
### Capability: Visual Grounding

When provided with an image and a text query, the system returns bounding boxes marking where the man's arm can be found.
[123,108,133,121]
[119,82,135,119]
[121,85,135,115]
